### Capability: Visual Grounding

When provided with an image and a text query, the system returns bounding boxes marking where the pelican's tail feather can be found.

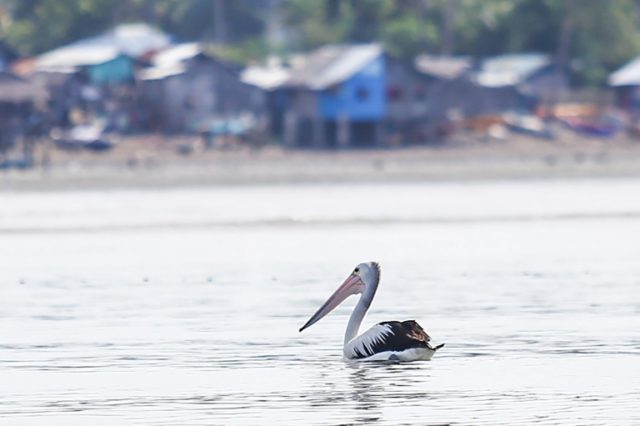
[431,343,445,351]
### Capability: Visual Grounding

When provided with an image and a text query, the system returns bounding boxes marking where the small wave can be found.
[2,210,640,235]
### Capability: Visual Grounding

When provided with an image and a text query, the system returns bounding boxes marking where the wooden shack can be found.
[0,72,48,156]
[139,43,265,134]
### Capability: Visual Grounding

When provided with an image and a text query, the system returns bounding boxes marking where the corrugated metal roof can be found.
[137,43,201,81]
[284,43,382,89]
[241,62,290,90]
[139,64,186,81]
[609,57,640,86]
[37,45,121,71]
[414,55,471,79]
[138,42,244,82]
[79,23,171,58]
[35,23,171,72]
[153,43,202,67]
[476,53,551,87]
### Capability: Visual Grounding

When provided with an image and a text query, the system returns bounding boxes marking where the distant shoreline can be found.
[3,132,640,191]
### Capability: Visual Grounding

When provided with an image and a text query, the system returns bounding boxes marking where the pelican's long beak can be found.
[299,273,364,332]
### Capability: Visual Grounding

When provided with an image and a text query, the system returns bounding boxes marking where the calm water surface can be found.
[1,179,639,425]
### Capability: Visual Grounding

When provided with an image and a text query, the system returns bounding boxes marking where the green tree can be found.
[0,0,267,55]
[568,0,640,85]
[1,0,640,86]
[0,0,118,54]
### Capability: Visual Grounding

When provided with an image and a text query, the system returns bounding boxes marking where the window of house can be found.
[387,86,403,101]
[356,86,369,101]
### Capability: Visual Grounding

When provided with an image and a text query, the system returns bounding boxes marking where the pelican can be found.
[299,262,444,362]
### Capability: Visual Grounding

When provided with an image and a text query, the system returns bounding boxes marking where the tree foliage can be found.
[284,0,640,86]
[1,0,640,85]
[0,0,267,54]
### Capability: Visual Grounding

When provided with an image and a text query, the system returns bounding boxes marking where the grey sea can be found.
[1,179,639,425]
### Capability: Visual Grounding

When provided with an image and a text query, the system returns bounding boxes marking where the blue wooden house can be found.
[278,44,385,148]
[275,43,437,148]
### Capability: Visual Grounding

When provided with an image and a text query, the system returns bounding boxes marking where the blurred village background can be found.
[2,0,640,178]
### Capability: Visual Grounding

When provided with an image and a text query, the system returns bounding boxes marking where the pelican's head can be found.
[299,261,380,332]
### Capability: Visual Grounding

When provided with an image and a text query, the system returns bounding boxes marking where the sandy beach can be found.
[3,130,640,190]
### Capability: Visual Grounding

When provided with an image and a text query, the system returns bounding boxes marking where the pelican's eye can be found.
[354,267,360,273]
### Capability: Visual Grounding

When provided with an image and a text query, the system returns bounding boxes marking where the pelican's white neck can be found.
[344,296,369,345]
[343,271,379,345]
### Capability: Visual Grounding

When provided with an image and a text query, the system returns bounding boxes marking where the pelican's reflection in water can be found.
[304,361,385,423]
[347,363,383,423]
[344,362,437,424]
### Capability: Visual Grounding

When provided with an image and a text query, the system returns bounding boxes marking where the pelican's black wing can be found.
[346,320,443,359]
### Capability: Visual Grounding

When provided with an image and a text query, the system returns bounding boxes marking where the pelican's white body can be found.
[346,347,437,362]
